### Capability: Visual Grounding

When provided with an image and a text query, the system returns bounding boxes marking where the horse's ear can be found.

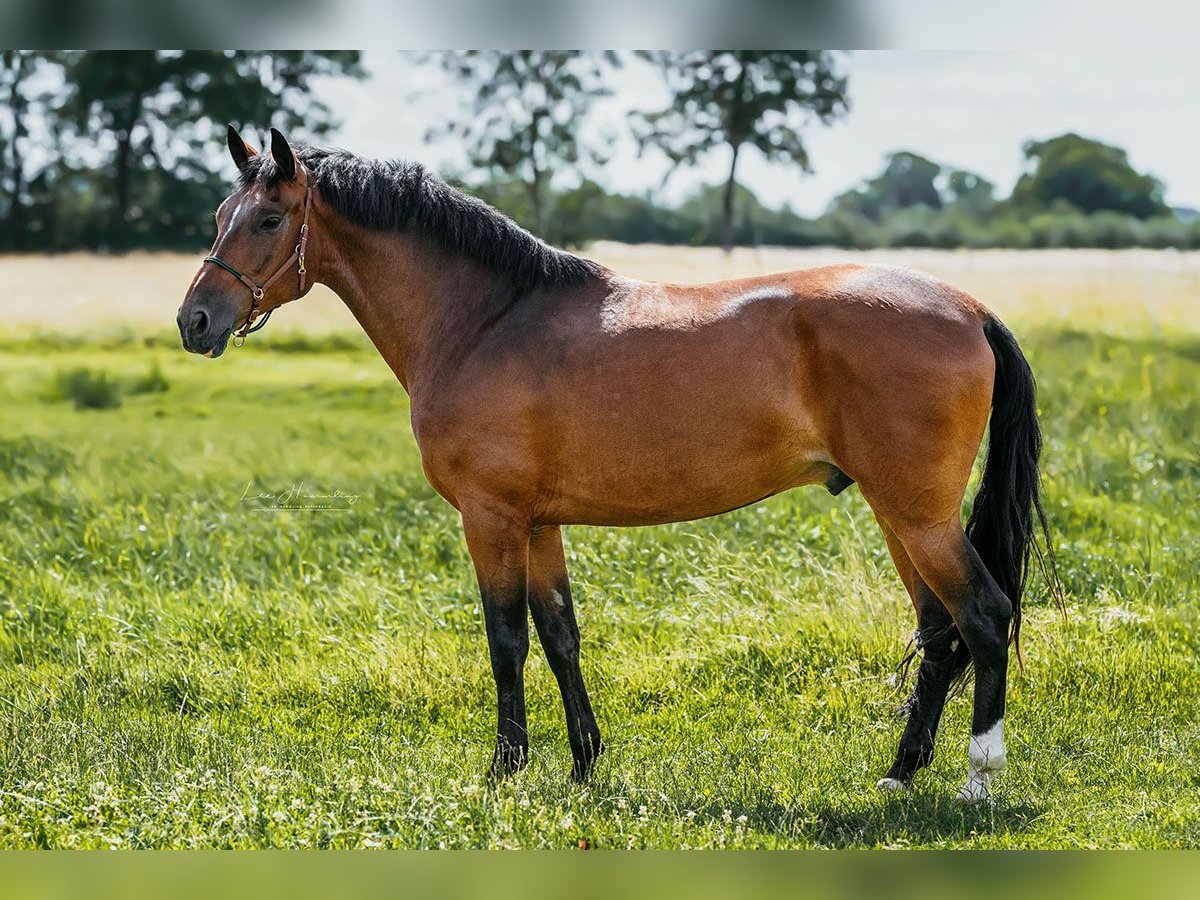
[227,124,258,174]
[269,127,299,182]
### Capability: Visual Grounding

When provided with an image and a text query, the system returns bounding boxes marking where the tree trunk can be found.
[110,96,142,250]
[529,169,545,237]
[111,126,133,249]
[721,141,742,254]
[527,112,545,237]
[5,52,27,249]
[721,55,751,255]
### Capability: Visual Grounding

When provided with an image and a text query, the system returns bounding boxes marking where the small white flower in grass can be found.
[736,815,748,825]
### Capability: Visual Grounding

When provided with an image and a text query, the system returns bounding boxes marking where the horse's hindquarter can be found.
[417,265,994,528]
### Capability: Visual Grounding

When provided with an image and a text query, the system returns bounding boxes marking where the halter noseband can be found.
[203,165,313,346]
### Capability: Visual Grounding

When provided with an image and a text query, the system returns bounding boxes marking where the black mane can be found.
[238,146,601,293]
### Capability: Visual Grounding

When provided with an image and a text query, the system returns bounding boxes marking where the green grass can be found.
[0,326,1198,848]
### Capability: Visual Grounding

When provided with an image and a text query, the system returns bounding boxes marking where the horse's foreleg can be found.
[461,503,531,777]
[527,525,604,781]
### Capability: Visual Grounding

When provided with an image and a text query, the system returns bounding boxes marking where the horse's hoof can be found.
[488,744,529,779]
[570,737,605,783]
[957,720,1005,804]
[955,774,993,805]
[876,777,908,792]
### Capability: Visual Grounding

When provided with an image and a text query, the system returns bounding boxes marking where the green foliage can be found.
[1012,133,1168,219]
[831,151,945,221]
[0,316,1197,847]
[468,175,1200,252]
[48,366,123,410]
[129,359,170,395]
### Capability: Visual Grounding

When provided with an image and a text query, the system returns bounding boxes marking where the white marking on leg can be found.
[876,777,908,792]
[551,589,565,609]
[957,718,1006,804]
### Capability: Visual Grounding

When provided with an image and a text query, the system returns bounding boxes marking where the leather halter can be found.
[203,164,313,346]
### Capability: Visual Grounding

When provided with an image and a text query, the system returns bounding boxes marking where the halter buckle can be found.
[252,287,265,302]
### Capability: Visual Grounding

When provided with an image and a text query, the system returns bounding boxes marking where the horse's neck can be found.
[319,223,497,393]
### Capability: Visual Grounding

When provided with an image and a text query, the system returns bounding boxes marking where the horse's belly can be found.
[540,389,829,526]
[546,457,831,526]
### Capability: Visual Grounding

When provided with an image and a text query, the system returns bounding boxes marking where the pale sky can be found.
[314,50,1200,216]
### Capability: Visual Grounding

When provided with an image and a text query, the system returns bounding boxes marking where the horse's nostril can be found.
[190,308,209,336]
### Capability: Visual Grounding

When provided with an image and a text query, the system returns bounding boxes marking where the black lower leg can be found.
[483,588,530,776]
[885,585,971,783]
[953,539,1012,737]
[530,577,603,780]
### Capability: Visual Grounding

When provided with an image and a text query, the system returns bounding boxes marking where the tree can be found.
[944,169,996,217]
[1,51,31,247]
[60,51,362,248]
[634,51,849,252]
[429,51,614,241]
[1,51,66,249]
[1011,133,1167,219]
[830,151,943,222]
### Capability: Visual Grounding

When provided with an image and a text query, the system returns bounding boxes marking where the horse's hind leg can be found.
[884,607,971,789]
[527,525,604,781]
[872,519,970,790]
[893,519,1012,802]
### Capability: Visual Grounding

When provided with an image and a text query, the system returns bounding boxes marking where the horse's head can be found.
[177,126,315,357]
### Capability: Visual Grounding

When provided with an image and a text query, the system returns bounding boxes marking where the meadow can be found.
[0,247,1198,848]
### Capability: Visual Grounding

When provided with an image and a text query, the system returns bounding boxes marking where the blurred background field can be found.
[4,246,1200,336]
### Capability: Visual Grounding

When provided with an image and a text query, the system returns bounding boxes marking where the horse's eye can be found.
[261,216,282,231]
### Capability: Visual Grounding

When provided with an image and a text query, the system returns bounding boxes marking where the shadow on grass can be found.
[693,791,1044,847]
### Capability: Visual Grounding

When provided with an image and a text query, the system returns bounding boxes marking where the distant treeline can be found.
[475,164,1200,252]
[2,51,1196,253]
[476,135,1200,251]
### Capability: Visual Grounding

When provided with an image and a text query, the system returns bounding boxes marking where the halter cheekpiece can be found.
[203,164,313,346]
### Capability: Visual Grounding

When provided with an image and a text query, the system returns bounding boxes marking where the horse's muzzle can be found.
[178,301,234,358]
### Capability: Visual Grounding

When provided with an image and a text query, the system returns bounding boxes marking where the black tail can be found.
[966,316,1061,659]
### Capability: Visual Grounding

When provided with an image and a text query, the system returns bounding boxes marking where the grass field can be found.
[0,248,1198,848]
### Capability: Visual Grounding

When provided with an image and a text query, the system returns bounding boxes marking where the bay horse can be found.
[178,127,1056,803]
